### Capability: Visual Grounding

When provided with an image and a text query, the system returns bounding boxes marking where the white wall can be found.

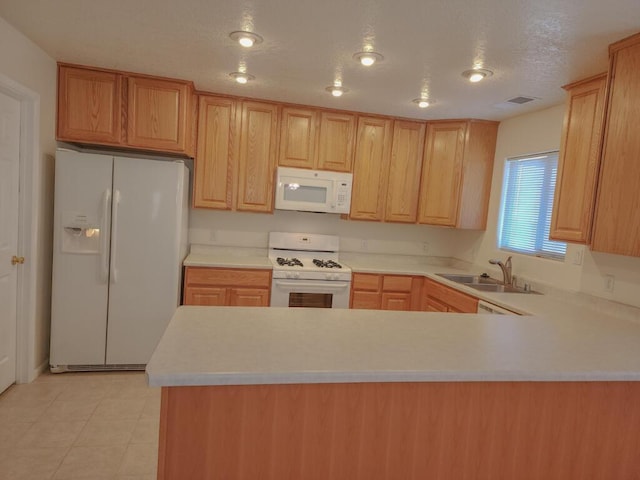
[189,209,476,259]
[467,104,640,309]
[0,17,57,375]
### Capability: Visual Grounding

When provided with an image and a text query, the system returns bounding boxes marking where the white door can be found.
[106,157,186,364]
[0,92,21,393]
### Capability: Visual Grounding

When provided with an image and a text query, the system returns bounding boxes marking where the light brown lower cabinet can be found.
[350,273,421,311]
[183,267,271,307]
[420,277,479,313]
[158,382,640,479]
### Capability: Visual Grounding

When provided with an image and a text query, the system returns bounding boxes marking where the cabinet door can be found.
[421,296,449,312]
[351,291,382,309]
[316,111,356,172]
[237,101,279,212]
[349,116,393,220]
[381,292,412,311]
[418,122,467,226]
[57,65,123,145]
[184,286,228,306]
[193,95,238,209]
[592,35,640,256]
[229,288,270,306]
[385,120,426,223]
[278,107,317,169]
[550,74,607,243]
[127,76,191,153]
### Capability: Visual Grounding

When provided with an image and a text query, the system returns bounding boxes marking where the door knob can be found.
[11,256,25,265]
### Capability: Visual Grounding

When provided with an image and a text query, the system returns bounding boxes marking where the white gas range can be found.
[268,232,352,308]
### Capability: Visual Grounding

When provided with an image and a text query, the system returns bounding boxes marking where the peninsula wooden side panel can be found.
[157,382,640,480]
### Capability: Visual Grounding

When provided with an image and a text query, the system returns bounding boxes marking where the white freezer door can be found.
[50,151,113,366]
[105,157,187,365]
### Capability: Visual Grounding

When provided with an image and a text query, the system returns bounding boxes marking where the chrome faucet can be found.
[489,256,512,285]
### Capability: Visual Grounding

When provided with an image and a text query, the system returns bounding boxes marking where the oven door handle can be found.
[274,280,350,290]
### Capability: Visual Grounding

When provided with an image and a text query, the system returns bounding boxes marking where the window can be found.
[498,152,566,260]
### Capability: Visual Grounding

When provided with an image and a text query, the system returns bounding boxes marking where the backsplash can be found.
[189,208,470,258]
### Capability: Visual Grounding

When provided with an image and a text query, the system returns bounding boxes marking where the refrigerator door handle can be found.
[100,189,111,283]
[110,189,121,284]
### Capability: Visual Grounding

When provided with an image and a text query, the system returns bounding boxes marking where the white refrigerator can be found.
[50,149,188,371]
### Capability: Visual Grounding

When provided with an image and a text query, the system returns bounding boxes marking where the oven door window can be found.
[288,292,332,308]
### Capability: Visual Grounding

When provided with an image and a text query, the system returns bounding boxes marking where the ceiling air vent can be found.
[506,95,537,104]
[493,95,540,110]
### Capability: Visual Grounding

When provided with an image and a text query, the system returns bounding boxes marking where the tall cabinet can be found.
[236,101,280,213]
[349,116,393,221]
[550,74,607,243]
[193,96,279,213]
[418,120,498,229]
[591,33,640,256]
[193,95,238,210]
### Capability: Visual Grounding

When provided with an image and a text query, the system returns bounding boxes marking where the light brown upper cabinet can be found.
[278,108,355,172]
[550,74,607,244]
[418,120,498,229]
[57,63,194,156]
[236,101,280,213]
[349,116,393,221]
[193,95,239,209]
[278,107,317,169]
[127,76,193,155]
[592,32,640,256]
[384,120,426,223]
[57,65,123,145]
[316,111,356,172]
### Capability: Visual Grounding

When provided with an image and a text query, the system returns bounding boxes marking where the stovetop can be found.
[274,257,346,269]
[268,232,352,281]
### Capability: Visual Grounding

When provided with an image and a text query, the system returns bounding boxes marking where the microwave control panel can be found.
[335,182,351,209]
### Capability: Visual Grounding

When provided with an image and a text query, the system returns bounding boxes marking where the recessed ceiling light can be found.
[353,51,384,67]
[326,85,348,97]
[412,98,433,108]
[229,31,263,48]
[229,72,255,84]
[461,68,493,83]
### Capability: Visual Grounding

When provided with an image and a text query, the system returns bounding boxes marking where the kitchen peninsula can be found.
[147,306,640,479]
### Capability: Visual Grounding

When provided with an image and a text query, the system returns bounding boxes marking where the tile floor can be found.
[0,371,159,480]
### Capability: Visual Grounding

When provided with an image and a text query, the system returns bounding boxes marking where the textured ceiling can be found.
[1,0,639,121]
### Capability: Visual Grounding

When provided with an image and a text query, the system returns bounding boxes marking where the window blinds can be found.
[499,152,566,260]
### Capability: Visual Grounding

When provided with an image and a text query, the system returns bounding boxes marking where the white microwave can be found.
[275,167,353,214]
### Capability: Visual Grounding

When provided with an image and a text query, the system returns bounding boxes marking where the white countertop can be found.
[146,305,640,387]
[183,249,640,321]
[184,252,273,269]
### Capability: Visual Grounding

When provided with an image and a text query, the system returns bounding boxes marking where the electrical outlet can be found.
[360,239,368,251]
[604,274,615,292]
[422,242,429,254]
[209,230,217,243]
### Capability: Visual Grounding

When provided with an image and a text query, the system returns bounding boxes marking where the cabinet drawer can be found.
[185,267,272,288]
[352,273,382,292]
[382,275,413,292]
[424,278,478,313]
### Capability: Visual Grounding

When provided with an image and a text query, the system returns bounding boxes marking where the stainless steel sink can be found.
[436,273,501,285]
[436,273,540,294]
